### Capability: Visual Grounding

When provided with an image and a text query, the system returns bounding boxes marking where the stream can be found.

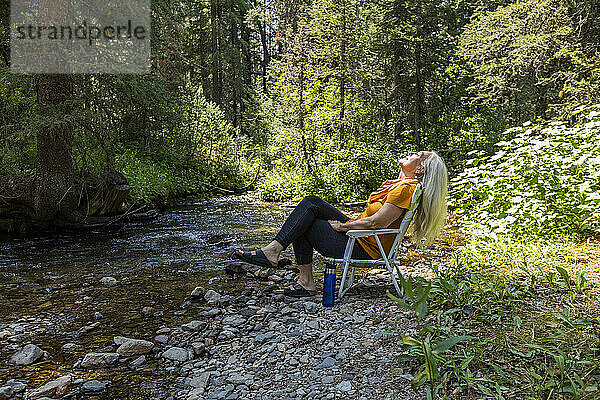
[0,196,291,398]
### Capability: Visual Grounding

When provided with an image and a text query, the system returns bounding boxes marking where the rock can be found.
[199,308,221,318]
[81,380,107,393]
[219,295,233,306]
[180,299,192,309]
[255,332,274,344]
[113,336,128,346]
[191,342,206,357]
[130,355,146,367]
[0,330,12,340]
[222,316,245,327]
[81,352,120,368]
[226,373,248,385]
[257,267,279,279]
[181,321,204,332]
[321,376,334,384]
[204,290,221,305]
[306,319,320,330]
[62,343,78,353]
[189,371,211,389]
[224,262,247,275]
[283,317,301,325]
[315,356,336,370]
[10,343,44,365]
[79,322,100,333]
[155,334,169,344]
[303,302,319,314]
[116,338,154,356]
[6,380,26,393]
[239,307,258,317]
[142,306,154,315]
[100,276,118,286]
[28,375,72,400]
[190,286,206,299]
[0,386,13,400]
[162,347,189,362]
[336,381,352,392]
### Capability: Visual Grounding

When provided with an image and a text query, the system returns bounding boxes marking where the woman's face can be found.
[400,151,431,174]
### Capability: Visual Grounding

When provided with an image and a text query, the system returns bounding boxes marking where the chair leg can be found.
[348,265,356,290]
[391,260,405,297]
[374,235,403,297]
[338,238,356,298]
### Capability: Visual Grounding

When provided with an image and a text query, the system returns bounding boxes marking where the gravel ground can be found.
[1,260,439,400]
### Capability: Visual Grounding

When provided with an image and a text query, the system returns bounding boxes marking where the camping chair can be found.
[326,184,422,298]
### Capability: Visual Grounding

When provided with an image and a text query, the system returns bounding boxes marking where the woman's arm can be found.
[329,203,404,232]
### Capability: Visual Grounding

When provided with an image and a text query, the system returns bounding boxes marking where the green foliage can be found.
[451,107,600,237]
[388,276,474,397]
[388,236,600,399]
[257,139,403,202]
[459,0,577,121]
[0,65,37,175]
[112,87,257,203]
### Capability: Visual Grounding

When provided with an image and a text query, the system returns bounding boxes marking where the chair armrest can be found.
[346,229,401,238]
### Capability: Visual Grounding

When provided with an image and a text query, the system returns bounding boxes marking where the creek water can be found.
[0,196,290,398]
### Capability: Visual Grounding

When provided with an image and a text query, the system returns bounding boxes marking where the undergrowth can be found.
[388,235,600,399]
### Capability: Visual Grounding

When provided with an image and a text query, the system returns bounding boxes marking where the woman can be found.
[234,151,448,297]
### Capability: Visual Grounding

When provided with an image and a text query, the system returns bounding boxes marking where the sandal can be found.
[282,282,318,298]
[233,249,294,269]
[232,249,277,268]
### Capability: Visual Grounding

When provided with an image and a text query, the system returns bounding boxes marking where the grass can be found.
[388,231,600,399]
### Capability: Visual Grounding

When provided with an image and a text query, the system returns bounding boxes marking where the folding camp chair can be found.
[326,184,422,298]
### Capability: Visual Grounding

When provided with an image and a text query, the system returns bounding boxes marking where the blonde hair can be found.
[410,151,448,247]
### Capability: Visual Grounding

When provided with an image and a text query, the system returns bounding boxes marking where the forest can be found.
[1,0,600,398]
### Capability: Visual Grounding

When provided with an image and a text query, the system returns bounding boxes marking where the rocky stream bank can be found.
[1,258,439,400]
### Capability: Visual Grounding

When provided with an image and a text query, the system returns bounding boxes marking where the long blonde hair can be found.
[410,151,448,247]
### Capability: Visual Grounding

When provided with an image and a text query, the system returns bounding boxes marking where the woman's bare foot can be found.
[297,263,317,291]
[261,241,282,267]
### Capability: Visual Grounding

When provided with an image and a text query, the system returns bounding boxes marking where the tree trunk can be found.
[211,0,222,105]
[259,18,269,94]
[230,5,243,135]
[33,74,76,224]
[0,0,9,66]
[299,62,311,172]
[241,21,252,87]
[339,0,346,140]
[413,5,423,149]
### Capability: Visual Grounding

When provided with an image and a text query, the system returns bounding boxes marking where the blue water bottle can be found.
[322,262,336,307]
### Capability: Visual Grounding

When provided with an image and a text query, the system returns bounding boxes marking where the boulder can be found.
[116,338,153,356]
[181,321,204,332]
[161,347,189,362]
[28,375,72,400]
[81,380,107,393]
[204,290,221,305]
[10,343,43,365]
[0,386,13,400]
[100,276,118,286]
[81,352,119,368]
[190,286,206,299]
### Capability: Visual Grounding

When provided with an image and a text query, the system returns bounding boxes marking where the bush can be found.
[257,139,405,203]
[451,106,600,237]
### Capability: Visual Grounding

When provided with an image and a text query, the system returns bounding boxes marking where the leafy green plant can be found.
[387,277,473,399]
[451,107,600,238]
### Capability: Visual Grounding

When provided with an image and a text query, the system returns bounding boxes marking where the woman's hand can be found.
[328,220,348,232]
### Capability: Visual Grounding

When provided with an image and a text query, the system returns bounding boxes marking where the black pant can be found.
[274,195,372,265]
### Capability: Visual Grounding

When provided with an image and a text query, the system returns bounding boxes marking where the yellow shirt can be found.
[351,178,418,259]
